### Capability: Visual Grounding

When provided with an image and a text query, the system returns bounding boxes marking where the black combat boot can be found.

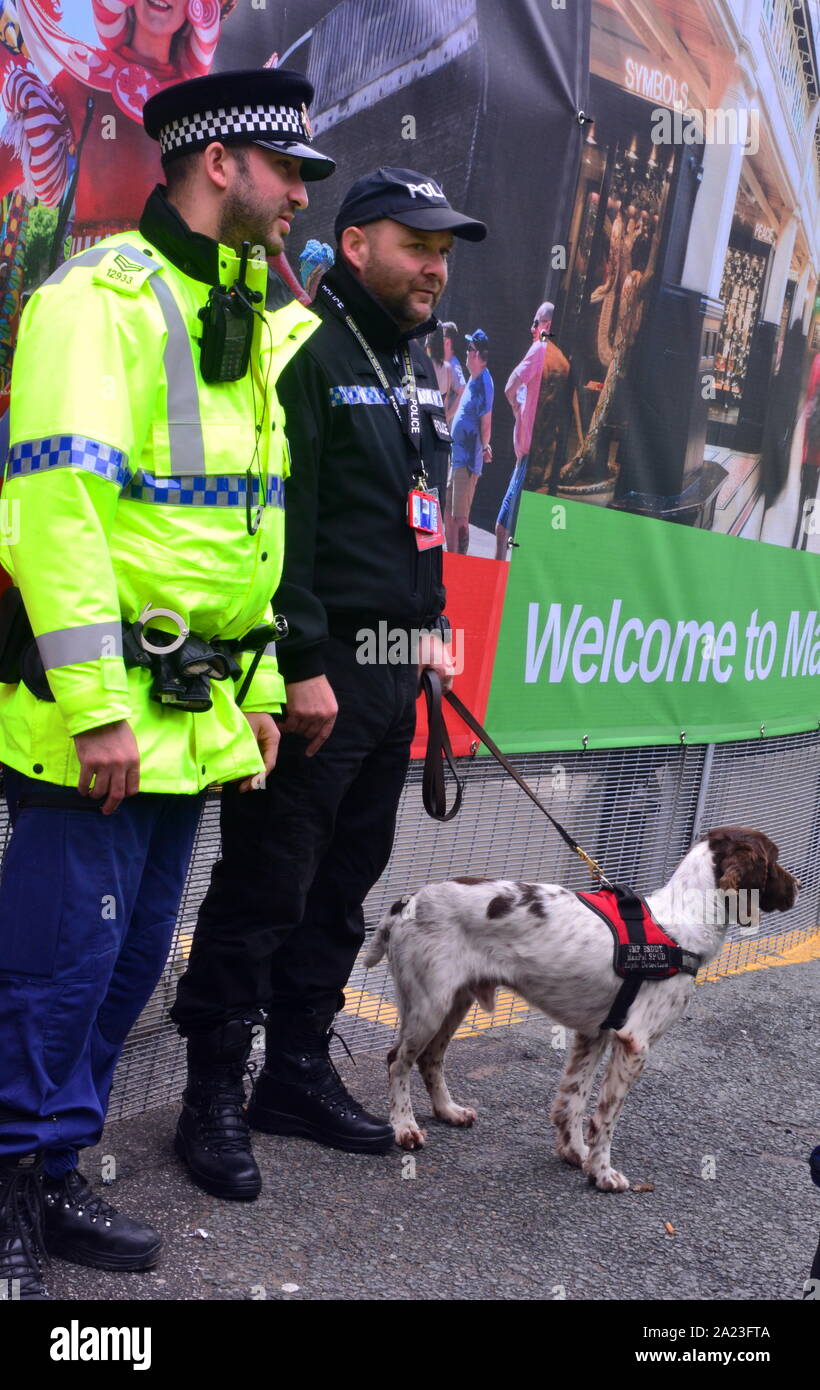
[42,1168,162,1270]
[174,1019,261,1200]
[0,1154,48,1300]
[247,1009,394,1155]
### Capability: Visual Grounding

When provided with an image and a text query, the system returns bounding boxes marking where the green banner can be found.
[485,493,820,752]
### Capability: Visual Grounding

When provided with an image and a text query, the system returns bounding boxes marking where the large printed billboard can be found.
[0,0,817,754]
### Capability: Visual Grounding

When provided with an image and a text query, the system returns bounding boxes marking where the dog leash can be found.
[421,670,613,888]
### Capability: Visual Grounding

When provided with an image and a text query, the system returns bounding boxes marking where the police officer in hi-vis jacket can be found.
[0,68,334,1300]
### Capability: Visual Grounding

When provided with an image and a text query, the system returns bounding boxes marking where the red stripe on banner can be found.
[411,554,509,759]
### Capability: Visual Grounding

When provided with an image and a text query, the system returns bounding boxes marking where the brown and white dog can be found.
[364,828,798,1191]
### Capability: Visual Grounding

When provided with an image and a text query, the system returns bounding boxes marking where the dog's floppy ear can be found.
[707,827,770,893]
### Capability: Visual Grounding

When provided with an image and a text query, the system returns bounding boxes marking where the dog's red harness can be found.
[575,887,701,1030]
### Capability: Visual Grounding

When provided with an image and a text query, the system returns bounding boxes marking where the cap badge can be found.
[301,102,313,140]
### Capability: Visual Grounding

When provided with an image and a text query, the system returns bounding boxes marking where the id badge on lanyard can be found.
[408,485,444,550]
[402,351,444,550]
[341,309,444,550]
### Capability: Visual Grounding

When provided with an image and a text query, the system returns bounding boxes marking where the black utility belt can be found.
[119,611,287,713]
[0,586,286,714]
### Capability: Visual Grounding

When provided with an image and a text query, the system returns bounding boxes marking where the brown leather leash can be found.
[420,669,612,888]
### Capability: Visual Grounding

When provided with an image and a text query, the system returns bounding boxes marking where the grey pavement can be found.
[45,955,819,1303]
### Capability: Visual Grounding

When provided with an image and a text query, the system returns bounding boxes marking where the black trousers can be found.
[171,638,418,1034]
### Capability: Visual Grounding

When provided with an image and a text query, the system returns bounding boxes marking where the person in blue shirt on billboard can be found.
[446,328,493,554]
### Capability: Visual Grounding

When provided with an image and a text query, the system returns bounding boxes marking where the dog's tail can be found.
[363,893,417,967]
[363,919,391,967]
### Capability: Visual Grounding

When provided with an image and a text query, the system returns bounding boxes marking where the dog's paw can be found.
[435,1103,477,1127]
[394,1123,426,1150]
[584,1161,630,1192]
[555,1141,588,1168]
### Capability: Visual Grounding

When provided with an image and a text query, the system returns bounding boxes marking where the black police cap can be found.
[143,68,335,182]
[334,168,486,241]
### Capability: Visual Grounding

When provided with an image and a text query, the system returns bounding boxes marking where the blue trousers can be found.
[496,453,528,533]
[0,769,203,1173]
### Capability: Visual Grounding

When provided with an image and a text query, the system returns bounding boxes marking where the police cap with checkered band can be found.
[142,68,335,182]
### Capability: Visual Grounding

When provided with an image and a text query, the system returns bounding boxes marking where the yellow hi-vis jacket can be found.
[0,230,317,793]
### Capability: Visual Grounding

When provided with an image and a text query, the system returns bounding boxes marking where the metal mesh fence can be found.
[691,736,820,979]
[0,730,816,1121]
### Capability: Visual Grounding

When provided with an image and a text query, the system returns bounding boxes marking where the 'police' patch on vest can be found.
[328,385,444,409]
[92,251,158,296]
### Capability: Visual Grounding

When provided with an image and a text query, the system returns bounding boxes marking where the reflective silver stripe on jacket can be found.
[43,241,207,477]
[116,243,207,477]
[38,246,110,288]
[36,622,124,671]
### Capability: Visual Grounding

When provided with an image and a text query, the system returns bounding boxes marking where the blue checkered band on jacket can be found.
[329,386,444,409]
[122,471,286,508]
[7,436,131,487]
[159,104,306,157]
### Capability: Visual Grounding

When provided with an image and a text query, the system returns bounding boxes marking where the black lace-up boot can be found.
[247,1009,394,1154]
[174,1019,261,1200]
[42,1168,162,1270]
[0,1154,48,1300]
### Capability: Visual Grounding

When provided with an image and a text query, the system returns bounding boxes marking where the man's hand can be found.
[74,719,140,816]
[280,675,338,756]
[238,711,280,792]
[418,630,456,693]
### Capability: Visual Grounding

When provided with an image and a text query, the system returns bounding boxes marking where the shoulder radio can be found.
[198,241,263,382]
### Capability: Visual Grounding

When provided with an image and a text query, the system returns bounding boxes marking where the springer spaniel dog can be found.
[364,828,798,1191]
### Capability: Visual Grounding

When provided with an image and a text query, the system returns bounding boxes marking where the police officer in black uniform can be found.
[172,168,487,1199]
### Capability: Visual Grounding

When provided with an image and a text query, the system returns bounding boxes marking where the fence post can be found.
[690,743,716,842]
